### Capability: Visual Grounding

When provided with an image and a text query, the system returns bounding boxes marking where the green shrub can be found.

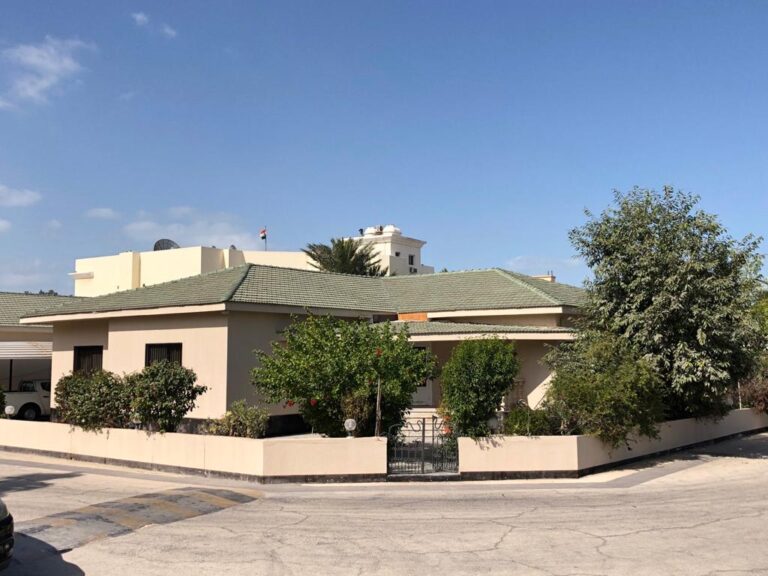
[130,361,207,432]
[54,370,132,431]
[543,332,665,448]
[205,400,269,438]
[0,389,5,418]
[503,406,557,436]
[740,354,768,413]
[440,338,520,438]
[253,316,436,437]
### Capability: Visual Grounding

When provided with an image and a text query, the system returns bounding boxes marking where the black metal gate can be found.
[387,417,458,476]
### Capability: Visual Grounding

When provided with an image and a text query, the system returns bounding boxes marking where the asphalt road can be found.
[2,434,768,576]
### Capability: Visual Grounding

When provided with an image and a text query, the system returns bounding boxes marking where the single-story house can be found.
[0,292,76,393]
[21,265,584,429]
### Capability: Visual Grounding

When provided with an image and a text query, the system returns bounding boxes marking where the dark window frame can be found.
[73,346,104,373]
[145,343,183,367]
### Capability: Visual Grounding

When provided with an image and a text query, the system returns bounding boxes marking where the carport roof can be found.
[21,264,586,321]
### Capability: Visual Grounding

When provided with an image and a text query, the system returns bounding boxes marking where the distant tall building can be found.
[70,224,434,297]
[350,225,434,276]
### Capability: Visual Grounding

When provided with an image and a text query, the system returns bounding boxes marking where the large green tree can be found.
[571,187,765,418]
[252,316,435,437]
[303,238,387,276]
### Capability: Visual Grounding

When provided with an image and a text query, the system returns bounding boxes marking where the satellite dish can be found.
[153,238,180,251]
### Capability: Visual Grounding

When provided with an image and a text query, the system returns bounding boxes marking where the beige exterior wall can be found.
[73,252,141,296]
[50,320,109,398]
[226,311,298,416]
[49,314,229,419]
[459,435,580,472]
[139,247,210,287]
[106,313,230,419]
[459,408,768,475]
[241,251,315,270]
[515,341,556,407]
[0,420,385,480]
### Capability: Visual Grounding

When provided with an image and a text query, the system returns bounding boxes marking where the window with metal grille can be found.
[74,346,103,373]
[145,343,183,366]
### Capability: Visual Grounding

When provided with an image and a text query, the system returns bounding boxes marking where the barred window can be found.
[145,343,183,366]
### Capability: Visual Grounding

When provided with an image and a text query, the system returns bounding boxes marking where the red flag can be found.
[259,228,267,240]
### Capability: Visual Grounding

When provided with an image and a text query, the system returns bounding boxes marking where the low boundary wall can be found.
[459,408,768,479]
[0,420,387,483]
[1,409,765,483]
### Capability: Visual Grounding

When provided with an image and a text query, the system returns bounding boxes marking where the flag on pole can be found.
[259,228,267,240]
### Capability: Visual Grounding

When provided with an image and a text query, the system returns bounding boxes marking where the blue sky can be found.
[1,1,767,294]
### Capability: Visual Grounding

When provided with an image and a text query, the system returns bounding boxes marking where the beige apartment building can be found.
[70,224,434,297]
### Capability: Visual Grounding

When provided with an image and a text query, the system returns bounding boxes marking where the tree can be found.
[571,187,765,418]
[543,331,664,447]
[252,316,435,437]
[303,238,387,276]
[440,338,520,437]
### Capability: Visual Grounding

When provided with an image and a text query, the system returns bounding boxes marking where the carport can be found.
[0,291,73,393]
[0,341,53,392]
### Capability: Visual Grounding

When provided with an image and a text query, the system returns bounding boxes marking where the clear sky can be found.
[1,1,767,294]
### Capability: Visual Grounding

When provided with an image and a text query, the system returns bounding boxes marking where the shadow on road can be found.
[691,433,768,459]
[4,533,84,576]
[0,472,81,497]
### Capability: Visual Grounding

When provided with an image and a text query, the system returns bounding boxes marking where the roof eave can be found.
[409,332,576,342]
[20,302,229,324]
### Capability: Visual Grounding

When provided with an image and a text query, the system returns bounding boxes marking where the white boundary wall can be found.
[459,408,768,477]
[0,420,386,482]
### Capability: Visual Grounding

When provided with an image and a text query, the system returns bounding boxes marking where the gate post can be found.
[420,418,426,474]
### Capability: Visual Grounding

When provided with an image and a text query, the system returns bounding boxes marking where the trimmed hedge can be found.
[55,362,206,433]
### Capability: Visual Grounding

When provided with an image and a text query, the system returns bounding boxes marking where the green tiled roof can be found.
[231,265,393,312]
[18,266,252,318]
[381,269,586,313]
[21,264,586,320]
[0,292,78,327]
[393,320,575,336]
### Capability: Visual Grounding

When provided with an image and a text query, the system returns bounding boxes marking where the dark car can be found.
[0,499,12,570]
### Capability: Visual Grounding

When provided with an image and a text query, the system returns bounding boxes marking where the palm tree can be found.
[303,238,387,276]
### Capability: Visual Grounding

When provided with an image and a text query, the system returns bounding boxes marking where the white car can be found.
[4,380,51,421]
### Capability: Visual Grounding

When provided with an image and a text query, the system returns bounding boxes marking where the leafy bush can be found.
[205,400,269,438]
[740,354,768,413]
[503,405,557,436]
[543,332,665,448]
[54,370,132,431]
[130,360,207,432]
[252,315,436,437]
[0,389,5,418]
[440,338,520,438]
